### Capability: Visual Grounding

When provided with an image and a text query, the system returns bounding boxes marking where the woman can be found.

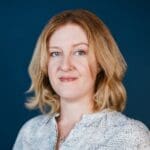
[13,9,150,150]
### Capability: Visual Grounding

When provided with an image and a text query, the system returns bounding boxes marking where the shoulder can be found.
[18,114,53,138]
[106,110,150,148]
[21,114,52,129]
[13,114,54,150]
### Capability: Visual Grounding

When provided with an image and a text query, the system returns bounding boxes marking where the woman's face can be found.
[48,24,98,101]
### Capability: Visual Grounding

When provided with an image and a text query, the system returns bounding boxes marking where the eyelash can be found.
[50,52,61,57]
[50,49,87,57]
[74,49,87,56]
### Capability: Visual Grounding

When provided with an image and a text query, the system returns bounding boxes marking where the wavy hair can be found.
[25,9,127,114]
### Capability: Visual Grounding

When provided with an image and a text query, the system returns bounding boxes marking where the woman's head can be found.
[48,24,98,105]
[26,9,127,114]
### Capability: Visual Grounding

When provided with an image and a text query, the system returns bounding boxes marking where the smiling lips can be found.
[59,77,78,82]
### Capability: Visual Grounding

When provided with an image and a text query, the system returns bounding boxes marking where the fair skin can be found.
[48,24,98,144]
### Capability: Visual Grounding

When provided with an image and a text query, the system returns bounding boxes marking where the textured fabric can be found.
[13,109,150,150]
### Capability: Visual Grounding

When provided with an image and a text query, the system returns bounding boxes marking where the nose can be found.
[60,55,73,71]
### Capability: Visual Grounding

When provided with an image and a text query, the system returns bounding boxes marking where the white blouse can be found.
[13,109,150,150]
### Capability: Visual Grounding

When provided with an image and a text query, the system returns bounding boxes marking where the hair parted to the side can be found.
[25,9,127,114]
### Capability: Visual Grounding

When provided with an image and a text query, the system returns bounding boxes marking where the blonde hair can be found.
[25,9,127,114]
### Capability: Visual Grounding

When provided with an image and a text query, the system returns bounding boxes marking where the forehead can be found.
[48,24,88,47]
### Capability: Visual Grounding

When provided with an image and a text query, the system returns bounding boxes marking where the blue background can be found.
[0,0,150,149]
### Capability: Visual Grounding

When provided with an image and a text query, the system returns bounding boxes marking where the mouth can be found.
[59,77,78,82]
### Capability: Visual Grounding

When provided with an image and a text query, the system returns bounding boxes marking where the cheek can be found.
[76,59,96,80]
[89,62,98,80]
[88,53,99,80]
[47,60,58,81]
[48,62,52,76]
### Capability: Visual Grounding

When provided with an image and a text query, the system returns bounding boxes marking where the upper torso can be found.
[13,109,150,150]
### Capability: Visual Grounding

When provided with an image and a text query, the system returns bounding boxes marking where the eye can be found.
[50,51,61,57]
[74,49,87,56]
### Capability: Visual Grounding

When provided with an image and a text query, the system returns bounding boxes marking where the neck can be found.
[57,96,94,124]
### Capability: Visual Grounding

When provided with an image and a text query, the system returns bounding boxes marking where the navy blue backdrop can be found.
[0,0,150,149]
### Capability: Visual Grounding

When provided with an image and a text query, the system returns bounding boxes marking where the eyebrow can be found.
[72,42,89,47]
[49,42,89,50]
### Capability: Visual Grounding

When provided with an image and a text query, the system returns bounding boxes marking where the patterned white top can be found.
[13,109,150,150]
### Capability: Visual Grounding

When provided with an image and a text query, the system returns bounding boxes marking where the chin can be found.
[58,91,82,101]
